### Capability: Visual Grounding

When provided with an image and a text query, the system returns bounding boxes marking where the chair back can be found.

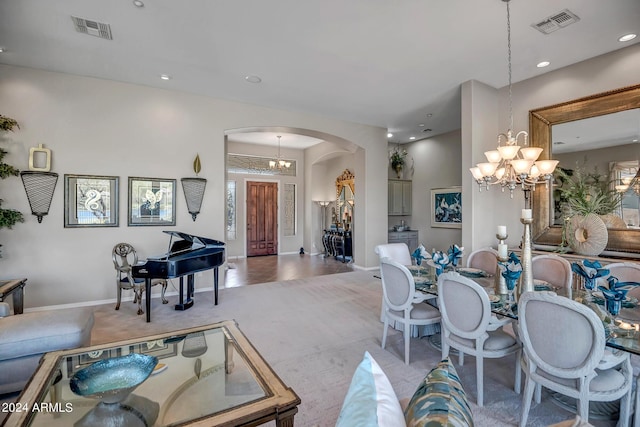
[112,243,138,278]
[518,291,605,379]
[437,272,491,339]
[531,254,572,289]
[375,243,412,266]
[466,247,498,274]
[379,257,416,311]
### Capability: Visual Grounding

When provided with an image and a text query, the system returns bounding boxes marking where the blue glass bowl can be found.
[70,353,158,404]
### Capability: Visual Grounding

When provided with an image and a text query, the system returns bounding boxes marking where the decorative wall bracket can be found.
[20,171,58,223]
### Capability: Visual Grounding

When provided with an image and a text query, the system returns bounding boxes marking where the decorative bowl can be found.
[70,353,158,404]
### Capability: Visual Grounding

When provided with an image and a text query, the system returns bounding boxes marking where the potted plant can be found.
[390,146,407,179]
[0,114,24,256]
[554,163,622,255]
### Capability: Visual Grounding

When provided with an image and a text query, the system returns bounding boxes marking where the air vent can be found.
[71,16,113,40]
[531,9,580,35]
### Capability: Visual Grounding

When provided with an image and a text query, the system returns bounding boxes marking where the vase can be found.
[394,166,403,179]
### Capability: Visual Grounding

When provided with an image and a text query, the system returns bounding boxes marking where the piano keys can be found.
[132,231,225,322]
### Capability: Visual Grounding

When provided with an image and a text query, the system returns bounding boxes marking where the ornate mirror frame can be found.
[529,83,640,253]
[335,169,355,228]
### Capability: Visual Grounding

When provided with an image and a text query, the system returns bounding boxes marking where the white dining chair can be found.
[517,291,632,427]
[604,262,640,297]
[379,257,441,365]
[437,271,521,406]
[375,243,415,322]
[466,247,498,276]
[531,254,573,289]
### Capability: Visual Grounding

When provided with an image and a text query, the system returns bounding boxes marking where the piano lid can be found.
[163,231,206,251]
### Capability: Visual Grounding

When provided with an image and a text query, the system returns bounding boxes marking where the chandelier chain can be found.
[506,0,513,132]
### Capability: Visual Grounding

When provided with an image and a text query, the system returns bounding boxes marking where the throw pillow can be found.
[404,358,474,427]
[335,351,405,427]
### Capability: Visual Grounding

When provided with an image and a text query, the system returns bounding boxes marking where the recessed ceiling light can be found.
[0,48,4,53]
[133,0,144,7]
[409,136,416,140]
[537,61,550,68]
[245,75,262,83]
[619,33,637,42]
[160,74,171,80]
[634,139,639,143]
[387,133,393,138]
[426,113,433,118]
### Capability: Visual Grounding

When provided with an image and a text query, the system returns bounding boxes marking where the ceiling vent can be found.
[71,16,113,40]
[531,9,580,35]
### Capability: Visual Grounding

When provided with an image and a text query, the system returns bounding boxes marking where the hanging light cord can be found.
[505,0,513,132]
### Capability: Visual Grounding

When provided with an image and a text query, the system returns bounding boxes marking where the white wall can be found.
[463,43,640,254]
[390,130,463,252]
[0,64,388,309]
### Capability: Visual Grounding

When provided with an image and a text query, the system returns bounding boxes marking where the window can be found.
[227,153,296,176]
[283,183,296,236]
[226,181,236,240]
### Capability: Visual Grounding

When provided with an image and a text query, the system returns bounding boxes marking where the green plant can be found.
[390,146,407,171]
[554,163,621,216]
[0,115,24,255]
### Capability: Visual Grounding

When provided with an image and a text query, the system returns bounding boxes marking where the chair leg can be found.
[618,386,631,427]
[115,285,122,310]
[534,384,541,404]
[514,349,522,394]
[519,377,535,427]
[476,356,484,407]
[578,398,590,425]
[404,322,411,365]
[382,319,389,349]
[161,281,168,304]
[634,376,640,427]
[136,288,144,315]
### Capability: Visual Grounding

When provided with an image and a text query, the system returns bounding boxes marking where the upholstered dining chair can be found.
[466,247,498,276]
[379,257,441,365]
[531,254,573,289]
[112,242,168,315]
[517,291,632,427]
[437,271,521,407]
[375,243,415,322]
[604,262,640,298]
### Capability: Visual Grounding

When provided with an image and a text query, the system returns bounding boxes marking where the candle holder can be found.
[494,254,508,296]
[517,217,534,300]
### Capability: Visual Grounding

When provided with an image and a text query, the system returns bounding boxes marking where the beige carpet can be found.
[87,270,624,427]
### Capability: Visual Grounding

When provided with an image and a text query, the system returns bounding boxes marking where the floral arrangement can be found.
[447,244,464,268]
[598,277,629,317]
[411,244,430,266]
[431,250,450,277]
[389,146,407,172]
[571,259,609,291]
[0,114,24,257]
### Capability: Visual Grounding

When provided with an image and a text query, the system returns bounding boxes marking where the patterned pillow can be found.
[404,358,474,427]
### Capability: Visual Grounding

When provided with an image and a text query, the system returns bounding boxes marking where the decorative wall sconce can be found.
[181,154,207,221]
[20,144,58,223]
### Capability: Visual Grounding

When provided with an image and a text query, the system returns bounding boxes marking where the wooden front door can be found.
[246,181,278,256]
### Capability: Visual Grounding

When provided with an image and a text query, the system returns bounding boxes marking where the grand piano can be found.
[132,231,225,322]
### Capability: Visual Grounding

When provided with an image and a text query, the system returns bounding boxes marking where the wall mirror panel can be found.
[529,83,640,254]
[335,169,355,230]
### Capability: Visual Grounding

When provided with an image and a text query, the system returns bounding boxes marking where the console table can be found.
[0,278,27,314]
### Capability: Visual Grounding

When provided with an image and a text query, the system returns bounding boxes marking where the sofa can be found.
[0,302,94,394]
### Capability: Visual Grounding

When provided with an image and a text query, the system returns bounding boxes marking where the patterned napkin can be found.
[597,282,629,317]
[411,244,430,266]
[447,244,464,268]
[571,260,609,291]
[606,276,640,290]
[431,251,450,277]
[499,252,522,291]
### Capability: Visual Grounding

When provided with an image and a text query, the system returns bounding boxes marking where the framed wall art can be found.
[64,174,119,227]
[431,187,462,228]
[128,177,176,226]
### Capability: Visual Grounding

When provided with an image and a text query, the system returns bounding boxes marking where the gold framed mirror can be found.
[335,169,355,229]
[529,83,640,254]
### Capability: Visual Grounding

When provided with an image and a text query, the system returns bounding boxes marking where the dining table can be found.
[409,263,640,356]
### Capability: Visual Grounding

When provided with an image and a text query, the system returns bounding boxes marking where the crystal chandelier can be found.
[469,0,558,198]
[269,135,291,170]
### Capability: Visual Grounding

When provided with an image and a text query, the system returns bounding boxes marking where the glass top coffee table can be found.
[4,320,300,427]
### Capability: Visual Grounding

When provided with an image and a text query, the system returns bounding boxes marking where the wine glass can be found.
[604,296,622,336]
[415,257,423,277]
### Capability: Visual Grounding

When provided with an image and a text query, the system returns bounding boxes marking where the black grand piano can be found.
[132,231,225,322]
